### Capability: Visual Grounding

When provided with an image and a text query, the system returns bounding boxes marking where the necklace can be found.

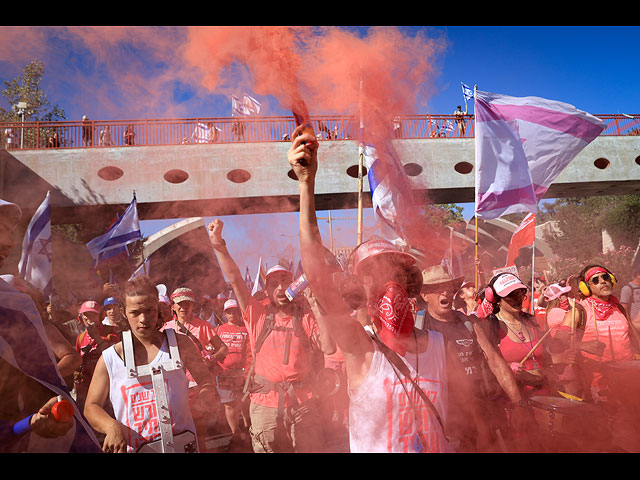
[497,313,538,369]
[497,313,527,342]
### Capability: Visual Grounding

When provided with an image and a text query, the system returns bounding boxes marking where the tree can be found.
[540,195,640,285]
[1,59,66,122]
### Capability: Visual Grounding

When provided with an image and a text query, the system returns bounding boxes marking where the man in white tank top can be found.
[287,127,454,453]
[83,276,218,453]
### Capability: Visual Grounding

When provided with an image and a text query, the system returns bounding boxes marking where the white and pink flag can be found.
[474,89,605,219]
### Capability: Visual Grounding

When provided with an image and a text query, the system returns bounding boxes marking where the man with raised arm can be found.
[208,220,335,453]
[286,125,454,453]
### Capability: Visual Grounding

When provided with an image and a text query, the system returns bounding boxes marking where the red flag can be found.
[505,213,536,267]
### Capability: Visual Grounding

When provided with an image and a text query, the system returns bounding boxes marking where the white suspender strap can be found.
[121,328,184,453]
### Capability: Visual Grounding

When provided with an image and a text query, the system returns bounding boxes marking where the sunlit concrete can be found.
[2,135,639,223]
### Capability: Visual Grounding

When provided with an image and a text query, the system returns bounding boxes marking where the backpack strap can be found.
[370,334,447,438]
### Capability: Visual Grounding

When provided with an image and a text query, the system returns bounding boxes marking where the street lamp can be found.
[11,101,27,149]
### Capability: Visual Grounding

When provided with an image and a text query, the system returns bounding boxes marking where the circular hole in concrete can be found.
[594,158,610,170]
[454,161,474,174]
[635,155,640,166]
[97,166,124,181]
[227,169,251,183]
[164,169,189,184]
[403,163,423,176]
[287,169,298,181]
[346,165,368,178]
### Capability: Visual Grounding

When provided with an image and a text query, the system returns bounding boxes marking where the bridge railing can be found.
[1,113,637,151]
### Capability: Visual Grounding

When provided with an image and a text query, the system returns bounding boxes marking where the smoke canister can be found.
[52,396,75,422]
[286,273,309,301]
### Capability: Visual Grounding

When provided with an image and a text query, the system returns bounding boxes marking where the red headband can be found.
[584,267,607,282]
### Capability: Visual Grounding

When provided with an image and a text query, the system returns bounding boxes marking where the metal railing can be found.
[1,113,637,151]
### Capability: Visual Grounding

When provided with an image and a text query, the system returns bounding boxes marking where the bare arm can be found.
[471,319,522,404]
[44,321,82,379]
[305,290,336,356]
[287,125,373,387]
[83,354,128,453]
[208,219,251,313]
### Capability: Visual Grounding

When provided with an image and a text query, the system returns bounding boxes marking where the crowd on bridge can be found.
[2,125,640,454]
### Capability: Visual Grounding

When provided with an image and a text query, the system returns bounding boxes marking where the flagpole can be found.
[473,84,479,289]
[357,74,364,246]
[530,212,536,315]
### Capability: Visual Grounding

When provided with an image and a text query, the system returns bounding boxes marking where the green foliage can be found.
[540,195,640,285]
[1,59,66,122]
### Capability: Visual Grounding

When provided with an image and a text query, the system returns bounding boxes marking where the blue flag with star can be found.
[18,191,53,296]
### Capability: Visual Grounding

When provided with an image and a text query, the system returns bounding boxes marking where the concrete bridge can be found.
[3,133,639,226]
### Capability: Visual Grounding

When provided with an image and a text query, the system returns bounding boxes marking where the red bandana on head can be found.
[369,281,414,356]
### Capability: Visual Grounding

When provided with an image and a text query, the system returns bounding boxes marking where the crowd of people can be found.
[2,126,640,454]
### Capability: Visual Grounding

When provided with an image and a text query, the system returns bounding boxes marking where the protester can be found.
[101,297,123,330]
[453,105,467,136]
[157,293,171,324]
[215,298,252,450]
[286,124,453,453]
[0,198,102,453]
[453,280,478,316]
[556,265,639,399]
[83,275,217,453]
[477,273,559,395]
[620,267,640,331]
[74,300,120,412]
[161,286,227,451]
[209,218,335,453]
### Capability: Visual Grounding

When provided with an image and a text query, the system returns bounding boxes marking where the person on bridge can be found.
[208,218,335,453]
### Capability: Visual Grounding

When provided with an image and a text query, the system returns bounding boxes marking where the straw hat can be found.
[421,265,464,290]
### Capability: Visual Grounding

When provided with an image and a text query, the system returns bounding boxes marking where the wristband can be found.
[12,414,34,436]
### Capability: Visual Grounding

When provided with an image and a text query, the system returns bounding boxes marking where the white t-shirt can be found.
[348,329,453,453]
[102,332,196,452]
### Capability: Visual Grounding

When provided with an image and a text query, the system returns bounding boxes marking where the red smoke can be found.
[181,26,447,141]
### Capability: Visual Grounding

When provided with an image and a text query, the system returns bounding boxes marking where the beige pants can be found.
[249,400,324,453]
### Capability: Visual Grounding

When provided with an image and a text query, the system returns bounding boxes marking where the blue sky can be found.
[2,26,639,276]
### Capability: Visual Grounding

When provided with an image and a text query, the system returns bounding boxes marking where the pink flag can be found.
[474,90,605,219]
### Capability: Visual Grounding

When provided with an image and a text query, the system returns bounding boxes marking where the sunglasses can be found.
[590,273,612,285]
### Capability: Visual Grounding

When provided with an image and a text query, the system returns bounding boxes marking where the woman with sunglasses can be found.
[478,273,555,396]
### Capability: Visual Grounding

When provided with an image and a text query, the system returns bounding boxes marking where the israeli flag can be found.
[232,94,262,117]
[86,194,142,260]
[461,83,474,101]
[362,143,413,246]
[18,191,53,296]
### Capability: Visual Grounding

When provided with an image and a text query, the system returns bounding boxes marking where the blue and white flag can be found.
[362,142,415,247]
[461,83,474,101]
[128,257,150,281]
[232,94,262,117]
[86,194,142,261]
[251,257,266,296]
[0,277,102,452]
[18,191,53,296]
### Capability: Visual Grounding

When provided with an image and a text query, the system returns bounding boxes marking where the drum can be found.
[606,360,640,413]
[528,395,609,452]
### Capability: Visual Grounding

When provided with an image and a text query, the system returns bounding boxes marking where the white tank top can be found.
[102,331,196,452]
[348,329,453,453]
